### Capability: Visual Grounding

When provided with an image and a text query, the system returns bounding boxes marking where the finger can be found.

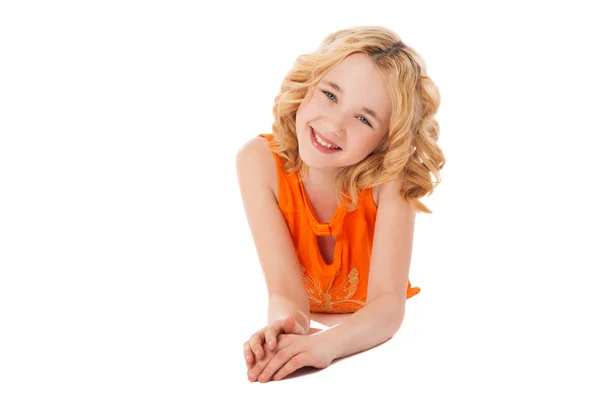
[248,363,262,382]
[248,357,266,382]
[247,346,274,382]
[273,333,293,350]
[273,353,308,381]
[243,341,254,366]
[249,332,265,360]
[283,316,305,335]
[264,326,280,351]
[282,317,296,333]
[257,347,297,383]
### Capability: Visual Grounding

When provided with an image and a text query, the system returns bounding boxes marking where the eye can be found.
[321,90,373,128]
[322,90,337,102]
[358,116,373,127]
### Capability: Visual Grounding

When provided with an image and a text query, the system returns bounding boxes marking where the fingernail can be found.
[248,372,256,380]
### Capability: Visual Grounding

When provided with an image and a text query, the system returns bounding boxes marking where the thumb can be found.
[282,316,305,335]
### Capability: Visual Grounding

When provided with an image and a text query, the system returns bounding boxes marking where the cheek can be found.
[295,109,313,133]
[300,96,323,115]
[295,105,306,128]
[347,138,378,159]
[296,100,313,119]
[312,97,330,111]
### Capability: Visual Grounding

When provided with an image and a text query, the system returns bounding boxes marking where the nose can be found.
[322,112,347,139]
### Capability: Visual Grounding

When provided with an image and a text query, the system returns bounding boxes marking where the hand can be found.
[247,333,333,383]
[243,316,307,367]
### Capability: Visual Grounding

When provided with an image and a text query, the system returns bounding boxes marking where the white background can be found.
[1,0,599,398]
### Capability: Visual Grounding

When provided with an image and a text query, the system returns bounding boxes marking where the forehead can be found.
[324,53,380,81]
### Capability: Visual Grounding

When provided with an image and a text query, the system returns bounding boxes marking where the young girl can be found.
[236,25,445,383]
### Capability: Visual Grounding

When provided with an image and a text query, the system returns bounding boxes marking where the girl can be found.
[236,25,445,383]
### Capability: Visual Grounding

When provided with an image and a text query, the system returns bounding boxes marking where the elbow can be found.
[390,314,405,336]
[377,293,406,336]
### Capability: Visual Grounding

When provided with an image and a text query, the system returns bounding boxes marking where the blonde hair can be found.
[269,26,445,213]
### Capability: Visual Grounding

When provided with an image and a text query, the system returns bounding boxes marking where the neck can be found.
[301,165,341,195]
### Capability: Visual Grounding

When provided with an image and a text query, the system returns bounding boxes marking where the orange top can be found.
[259,134,420,314]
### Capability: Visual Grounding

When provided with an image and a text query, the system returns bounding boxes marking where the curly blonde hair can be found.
[268,26,445,214]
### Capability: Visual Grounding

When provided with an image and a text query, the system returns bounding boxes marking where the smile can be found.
[310,127,342,150]
[310,127,342,154]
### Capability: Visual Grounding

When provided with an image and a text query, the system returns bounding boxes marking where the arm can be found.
[317,294,405,361]
[236,137,311,333]
[268,293,309,334]
[317,177,416,360]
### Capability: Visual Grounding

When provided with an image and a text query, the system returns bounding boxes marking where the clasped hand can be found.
[243,317,333,383]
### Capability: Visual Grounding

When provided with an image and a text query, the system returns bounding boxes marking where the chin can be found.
[300,153,343,169]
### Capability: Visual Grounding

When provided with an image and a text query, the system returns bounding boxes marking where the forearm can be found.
[318,294,406,361]
[267,291,310,333]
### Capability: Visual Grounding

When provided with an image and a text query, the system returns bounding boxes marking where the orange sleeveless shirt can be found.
[258,134,420,314]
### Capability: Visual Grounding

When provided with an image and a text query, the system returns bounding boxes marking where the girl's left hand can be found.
[247,333,333,383]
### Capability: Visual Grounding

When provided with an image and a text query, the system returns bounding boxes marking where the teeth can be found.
[312,128,340,149]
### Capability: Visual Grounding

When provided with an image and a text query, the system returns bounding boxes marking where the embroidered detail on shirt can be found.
[301,267,366,313]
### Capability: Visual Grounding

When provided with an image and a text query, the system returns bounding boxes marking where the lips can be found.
[310,126,342,149]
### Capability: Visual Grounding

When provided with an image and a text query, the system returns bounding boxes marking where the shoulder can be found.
[236,135,271,160]
[235,135,278,199]
[372,175,410,210]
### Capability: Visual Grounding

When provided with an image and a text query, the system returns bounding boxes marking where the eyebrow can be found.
[322,80,381,123]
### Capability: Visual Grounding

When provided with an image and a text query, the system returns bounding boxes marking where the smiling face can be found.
[295,52,392,170]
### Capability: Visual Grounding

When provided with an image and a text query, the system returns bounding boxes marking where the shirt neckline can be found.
[295,171,347,236]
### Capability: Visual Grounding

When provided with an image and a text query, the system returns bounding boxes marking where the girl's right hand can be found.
[243,316,307,366]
